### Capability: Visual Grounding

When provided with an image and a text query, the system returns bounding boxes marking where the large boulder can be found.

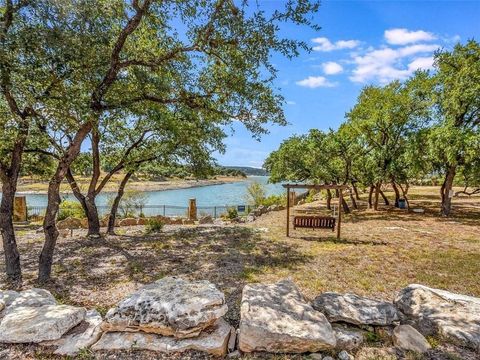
[119,218,138,227]
[198,215,213,224]
[42,310,103,356]
[92,318,231,356]
[395,284,480,350]
[102,277,228,339]
[0,305,86,343]
[57,217,83,230]
[238,279,336,353]
[312,292,399,326]
[393,324,431,353]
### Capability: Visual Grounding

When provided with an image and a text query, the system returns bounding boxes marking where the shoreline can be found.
[14,176,248,196]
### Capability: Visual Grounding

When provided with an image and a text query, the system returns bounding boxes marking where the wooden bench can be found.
[293,216,336,231]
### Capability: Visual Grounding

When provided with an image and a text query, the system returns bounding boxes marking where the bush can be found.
[107,190,148,218]
[246,181,266,206]
[259,194,286,207]
[58,200,85,221]
[146,218,164,233]
[225,207,238,220]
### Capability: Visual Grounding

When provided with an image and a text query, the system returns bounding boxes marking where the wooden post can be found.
[286,186,290,237]
[14,196,27,222]
[188,198,197,220]
[336,189,342,240]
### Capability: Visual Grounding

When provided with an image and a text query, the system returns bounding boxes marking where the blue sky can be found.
[216,0,480,168]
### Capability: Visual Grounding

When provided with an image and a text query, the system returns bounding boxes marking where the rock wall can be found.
[1,280,479,358]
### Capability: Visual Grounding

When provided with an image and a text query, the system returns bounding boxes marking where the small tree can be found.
[246,181,266,206]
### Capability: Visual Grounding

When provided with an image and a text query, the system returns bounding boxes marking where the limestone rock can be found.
[137,217,148,225]
[0,300,4,312]
[332,324,365,350]
[102,276,228,338]
[92,318,231,356]
[238,279,336,353]
[199,215,213,224]
[395,284,480,350]
[119,218,138,227]
[57,217,83,230]
[227,326,236,352]
[0,305,86,343]
[8,288,56,310]
[393,324,430,353]
[0,290,20,308]
[170,218,184,225]
[42,310,103,356]
[338,350,354,360]
[182,219,195,225]
[312,292,399,326]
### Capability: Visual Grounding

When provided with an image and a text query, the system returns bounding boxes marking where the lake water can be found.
[19,176,284,212]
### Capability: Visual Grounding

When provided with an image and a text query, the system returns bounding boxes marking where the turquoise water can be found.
[19,176,284,208]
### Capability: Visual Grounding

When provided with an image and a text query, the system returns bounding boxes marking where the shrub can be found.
[146,218,164,233]
[260,194,286,207]
[226,207,238,220]
[246,181,266,206]
[107,190,148,218]
[58,200,85,221]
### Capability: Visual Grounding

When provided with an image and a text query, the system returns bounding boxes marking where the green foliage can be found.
[246,181,267,206]
[146,218,164,234]
[225,207,238,220]
[260,194,286,207]
[58,200,85,221]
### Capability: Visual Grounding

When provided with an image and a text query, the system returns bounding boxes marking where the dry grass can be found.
[0,186,479,359]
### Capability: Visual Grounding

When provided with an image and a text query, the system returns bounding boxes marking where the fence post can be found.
[188,198,197,220]
[214,206,217,218]
[163,205,166,216]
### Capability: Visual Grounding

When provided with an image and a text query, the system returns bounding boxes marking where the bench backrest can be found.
[293,216,336,230]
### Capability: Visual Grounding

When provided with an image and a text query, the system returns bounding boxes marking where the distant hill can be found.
[222,166,268,176]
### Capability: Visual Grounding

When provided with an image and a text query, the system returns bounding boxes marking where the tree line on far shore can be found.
[265,41,480,216]
[0,0,320,287]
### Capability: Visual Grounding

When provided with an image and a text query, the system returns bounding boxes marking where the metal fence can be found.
[27,204,254,219]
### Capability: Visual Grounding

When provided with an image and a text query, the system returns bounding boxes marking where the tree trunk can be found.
[391,180,401,208]
[85,196,101,237]
[0,180,22,286]
[38,123,92,284]
[349,189,358,210]
[107,172,133,235]
[440,165,456,217]
[326,189,332,210]
[351,182,360,200]
[336,189,350,214]
[368,185,374,209]
[374,182,380,210]
[379,189,390,206]
[38,178,61,284]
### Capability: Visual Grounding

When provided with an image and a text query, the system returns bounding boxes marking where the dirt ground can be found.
[0,186,479,359]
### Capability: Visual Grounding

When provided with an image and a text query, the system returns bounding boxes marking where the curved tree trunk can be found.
[391,180,401,208]
[379,188,390,206]
[38,123,92,284]
[440,165,456,217]
[107,171,133,235]
[351,182,360,200]
[349,189,358,210]
[0,180,22,286]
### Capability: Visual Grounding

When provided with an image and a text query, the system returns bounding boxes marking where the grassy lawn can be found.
[0,186,479,358]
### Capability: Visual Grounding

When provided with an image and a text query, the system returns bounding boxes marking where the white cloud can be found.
[296,76,337,88]
[286,100,296,105]
[322,61,344,75]
[385,28,436,45]
[408,56,434,71]
[350,44,439,83]
[312,37,360,52]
